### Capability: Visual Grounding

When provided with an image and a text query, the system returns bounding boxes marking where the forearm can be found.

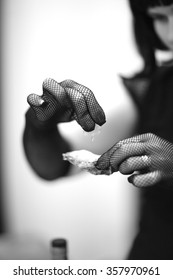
[23,108,71,180]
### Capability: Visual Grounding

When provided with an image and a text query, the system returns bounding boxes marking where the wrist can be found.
[25,108,57,131]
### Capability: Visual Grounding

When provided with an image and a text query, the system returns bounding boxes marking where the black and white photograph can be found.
[0,0,173,277]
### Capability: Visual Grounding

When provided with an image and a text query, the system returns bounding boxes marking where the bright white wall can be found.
[1,0,143,259]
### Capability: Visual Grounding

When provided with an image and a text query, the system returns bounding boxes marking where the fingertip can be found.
[42,78,52,88]
[27,94,44,107]
[95,160,105,170]
[128,174,149,188]
[95,155,110,171]
[93,109,106,126]
[128,174,140,187]
[98,115,106,126]
[81,122,95,132]
[43,77,63,91]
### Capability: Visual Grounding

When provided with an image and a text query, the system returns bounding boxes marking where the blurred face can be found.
[147,4,173,51]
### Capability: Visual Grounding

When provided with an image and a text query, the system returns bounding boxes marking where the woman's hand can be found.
[96,133,173,187]
[27,78,106,132]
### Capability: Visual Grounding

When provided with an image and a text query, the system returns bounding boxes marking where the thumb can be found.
[27,93,48,121]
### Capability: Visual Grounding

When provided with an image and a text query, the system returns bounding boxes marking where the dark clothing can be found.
[126,65,173,259]
[128,187,173,259]
[139,65,173,143]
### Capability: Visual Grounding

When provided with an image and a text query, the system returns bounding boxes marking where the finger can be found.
[95,145,119,170]
[43,78,70,108]
[65,87,95,131]
[60,79,106,126]
[128,170,162,187]
[60,79,76,89]
[119,155,151,175]
[84,91,106,126]
[117,133,156,146]
[27,93,57,121]
[110,142,147,171]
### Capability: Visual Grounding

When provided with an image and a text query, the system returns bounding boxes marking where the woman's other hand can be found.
[27,78,106,132]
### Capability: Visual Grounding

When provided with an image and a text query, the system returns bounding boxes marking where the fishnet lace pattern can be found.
[96,133,173,187]
[27,78,106,131]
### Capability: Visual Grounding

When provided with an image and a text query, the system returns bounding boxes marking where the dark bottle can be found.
[50,238,68,260]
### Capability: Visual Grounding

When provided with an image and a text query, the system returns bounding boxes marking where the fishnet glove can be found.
[96,133,173,187]
[27,78,106,132]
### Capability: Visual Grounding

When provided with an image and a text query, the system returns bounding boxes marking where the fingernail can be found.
[128,176,133,184]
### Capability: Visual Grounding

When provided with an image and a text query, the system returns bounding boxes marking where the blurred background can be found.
[0,0,143,259]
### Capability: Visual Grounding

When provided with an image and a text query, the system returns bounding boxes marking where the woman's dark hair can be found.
[129,0,173,75]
